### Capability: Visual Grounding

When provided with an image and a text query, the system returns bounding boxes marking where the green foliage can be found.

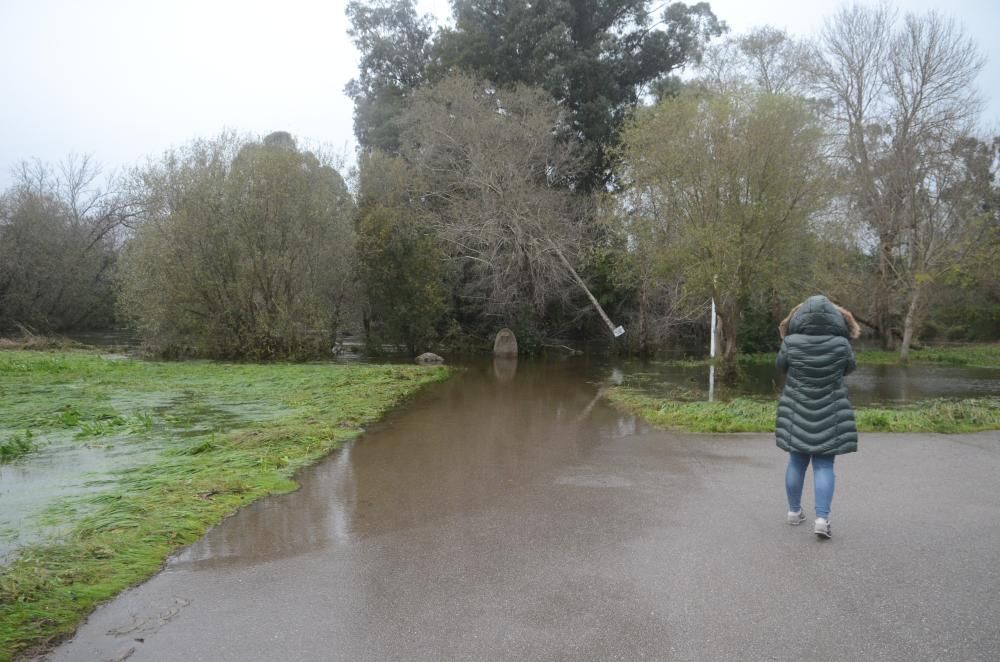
[592,193,697,353]
[346,0,724,189]
[0,350,449,659]
[617,90,830,364]
[345,0,434,152]
[118,132,356,360]
[437,0,724,189]
[356,156,447,354]
[737,298,783,354]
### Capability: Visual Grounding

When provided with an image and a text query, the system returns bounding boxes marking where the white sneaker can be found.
[814,517,832,538]
[787,509,806,525]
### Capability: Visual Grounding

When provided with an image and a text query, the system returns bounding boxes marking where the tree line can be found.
[1,1,997,367]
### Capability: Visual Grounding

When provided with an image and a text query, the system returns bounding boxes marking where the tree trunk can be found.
[899,289,921,363]
[638,281,648,355]
[717,304,740,382]
[876,236,895,350]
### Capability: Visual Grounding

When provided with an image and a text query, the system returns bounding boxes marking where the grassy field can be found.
[606,388,1000,434]
[0,350,449,661]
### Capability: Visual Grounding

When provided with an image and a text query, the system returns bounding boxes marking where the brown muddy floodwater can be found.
[172,358,636,568]
[50,358,1000,661]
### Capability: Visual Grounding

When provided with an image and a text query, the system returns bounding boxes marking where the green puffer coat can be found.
[775,295,858,455]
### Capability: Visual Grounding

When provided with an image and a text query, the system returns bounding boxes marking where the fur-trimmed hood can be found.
[779,296,860,339]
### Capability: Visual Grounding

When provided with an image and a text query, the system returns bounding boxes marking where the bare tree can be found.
[810,4,985,355]
[810,4,896,346]
[0,155,135,333]
[700,26,811,97]
[888,14,986,359]
[399,74,613,339]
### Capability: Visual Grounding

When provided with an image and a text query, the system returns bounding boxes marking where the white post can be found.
[710,297,717,359]
[709,295,717,402]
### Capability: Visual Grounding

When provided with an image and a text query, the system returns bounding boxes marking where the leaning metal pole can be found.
[550,239,624,340]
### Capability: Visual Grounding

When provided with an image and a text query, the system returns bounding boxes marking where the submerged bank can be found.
[739,344,1000,369]
[0,350,448,660]
[612,343,1000,408]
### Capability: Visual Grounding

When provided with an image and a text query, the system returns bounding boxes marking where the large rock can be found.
[415,352,445,364]
[493,328,518,357]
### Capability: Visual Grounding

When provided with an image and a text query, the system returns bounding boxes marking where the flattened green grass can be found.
[606,388,1000,434]
[0,350,449,661]
[0,431,37,463]
[605,390,775,432]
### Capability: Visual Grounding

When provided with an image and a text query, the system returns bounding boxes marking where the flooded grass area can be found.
[605,344,1000,433]
[1,433,167,556]
[0,350,449,660]
[734,343,1000,369]
[0,361,294,561]
[614,344,1000,407]
[853,344,1000,368]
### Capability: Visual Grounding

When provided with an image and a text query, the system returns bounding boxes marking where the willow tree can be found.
[618,91,830,371]
[119,132,355,359]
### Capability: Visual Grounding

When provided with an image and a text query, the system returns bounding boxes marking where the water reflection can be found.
[492,356,517,382]
[844,364,1000,403]
[173,361,645,569]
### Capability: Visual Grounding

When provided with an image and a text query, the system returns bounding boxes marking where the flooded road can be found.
[49,360,1000,661]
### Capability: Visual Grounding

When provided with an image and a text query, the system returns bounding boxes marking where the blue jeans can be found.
[785,452,835,519]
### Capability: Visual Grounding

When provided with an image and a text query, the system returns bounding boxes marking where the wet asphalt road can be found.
[46,361,1000,661]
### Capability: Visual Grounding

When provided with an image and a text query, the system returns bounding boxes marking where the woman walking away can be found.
[775,295,861,539]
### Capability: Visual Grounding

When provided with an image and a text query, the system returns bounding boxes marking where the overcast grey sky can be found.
[1,0,997,189]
